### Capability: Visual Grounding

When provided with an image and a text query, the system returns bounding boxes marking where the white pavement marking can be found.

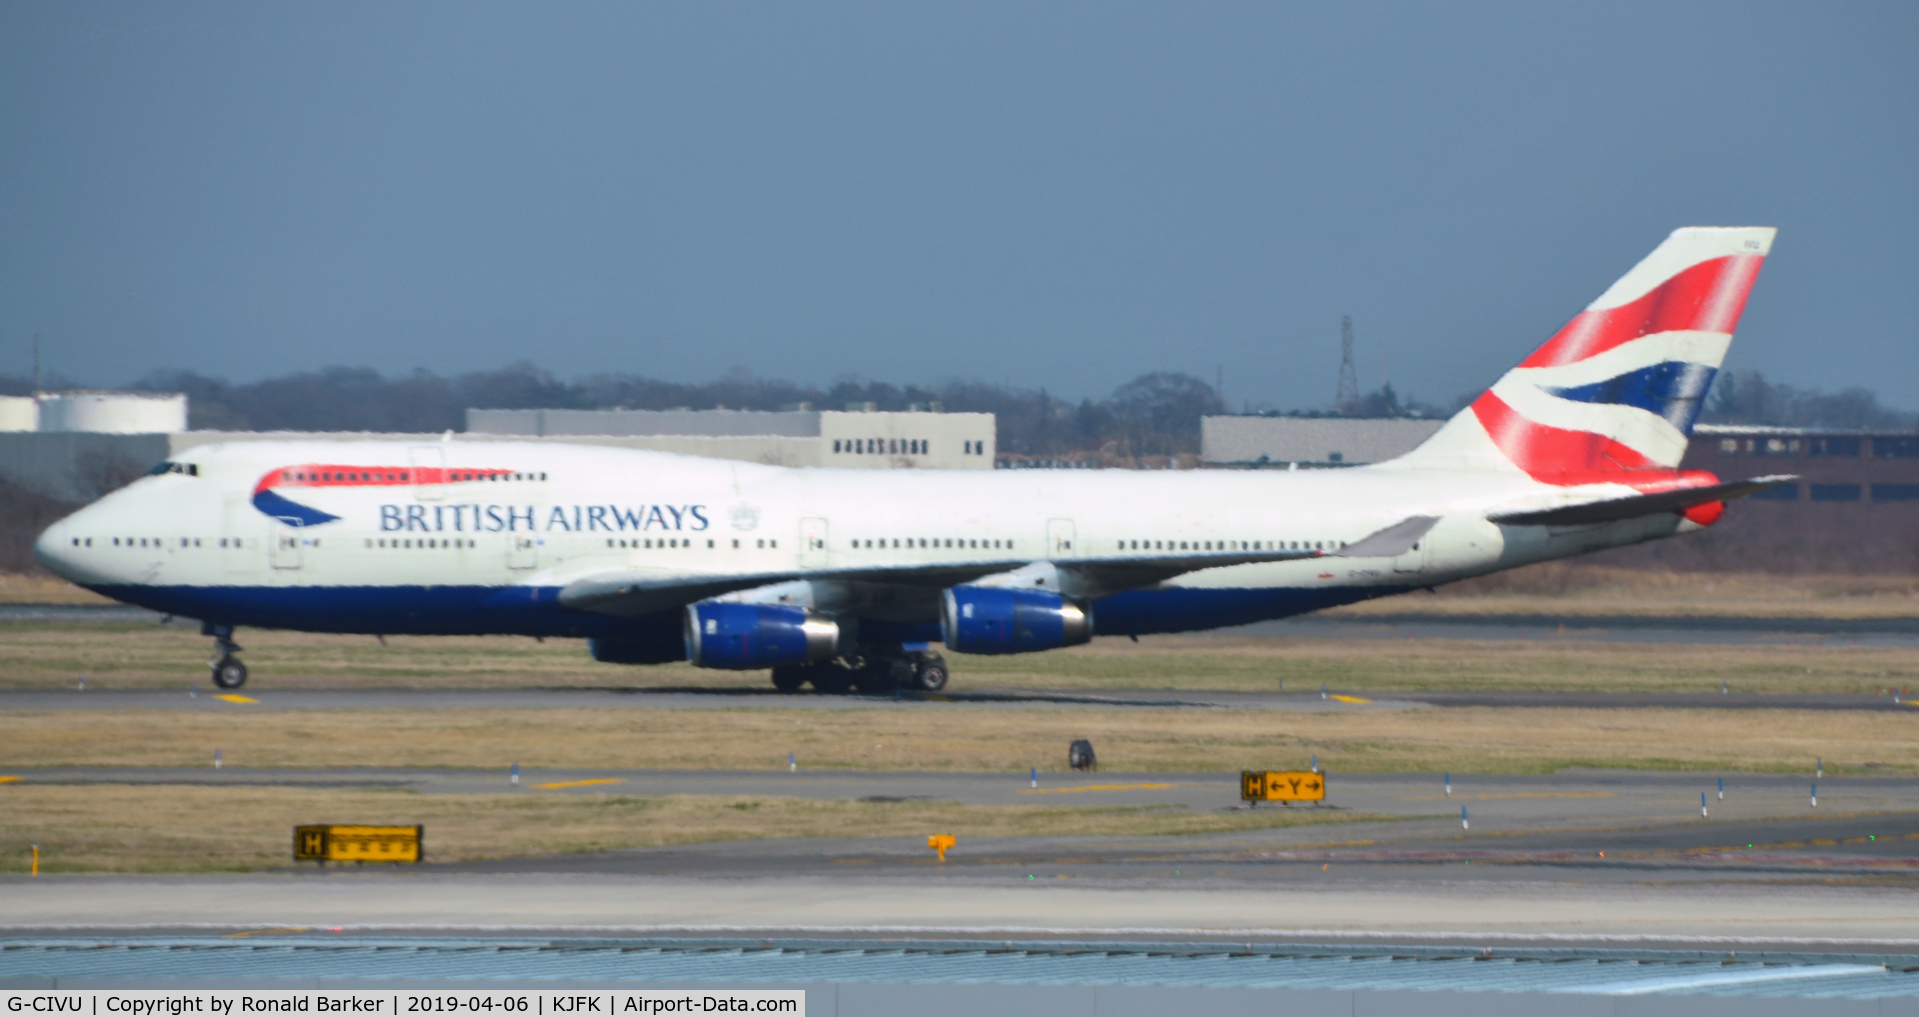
[7,875,1919,943]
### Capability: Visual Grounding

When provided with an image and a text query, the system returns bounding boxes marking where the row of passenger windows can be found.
[286,470,548,483]
[834,439,928,455]
[79,532,1337,557]
[850,538,1016,550]
[73,537,208,549]
[837,537,1341,553]
[1117,539,1342,552]
[296,470,404,482]
[77,537,299,551]
[604,538,778,549]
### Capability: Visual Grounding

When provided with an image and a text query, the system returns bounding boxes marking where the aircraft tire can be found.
[770,667,807,693]
[211,658,248,690]
[912,655,949,692]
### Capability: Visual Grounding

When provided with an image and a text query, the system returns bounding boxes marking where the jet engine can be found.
[941,586,1092,655]
[684,602,840,670]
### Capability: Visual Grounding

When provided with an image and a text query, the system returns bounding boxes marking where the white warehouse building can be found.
[1201,415,1444,467]
[466,407,996,469]
[35,391,188,434]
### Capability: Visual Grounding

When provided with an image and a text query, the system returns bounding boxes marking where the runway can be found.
[8,768,1917,898]
[4,685,1913,711]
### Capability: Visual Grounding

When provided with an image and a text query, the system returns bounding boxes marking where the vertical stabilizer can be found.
[1387,227,1775,483]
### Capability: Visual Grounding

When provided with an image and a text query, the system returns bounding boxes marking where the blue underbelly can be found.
[88,581,1417,642]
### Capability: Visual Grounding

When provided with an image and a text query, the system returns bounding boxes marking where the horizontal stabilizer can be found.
[1487,475,1796,527]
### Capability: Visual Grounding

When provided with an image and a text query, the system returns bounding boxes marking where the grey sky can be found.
[1,2,1913,409]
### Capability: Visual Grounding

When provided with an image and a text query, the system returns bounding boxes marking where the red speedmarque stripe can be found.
[1519,254,1765,369]
[1471,391,1689,487]
[251,464,514,495]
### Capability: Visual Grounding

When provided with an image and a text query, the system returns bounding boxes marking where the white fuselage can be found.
[33,438,1696,641]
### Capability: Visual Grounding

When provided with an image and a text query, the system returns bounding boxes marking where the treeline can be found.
[0,363,1909,456]
[105,364,1229,458]
[1702,370,1914,430]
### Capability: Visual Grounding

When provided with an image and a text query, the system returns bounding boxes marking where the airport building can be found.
[0,400,997,503]
[466,407,996,470]
[1201,414,1444,467]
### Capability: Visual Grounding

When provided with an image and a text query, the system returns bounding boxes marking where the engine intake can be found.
[684,602,839,670]
[941,586,1092,655]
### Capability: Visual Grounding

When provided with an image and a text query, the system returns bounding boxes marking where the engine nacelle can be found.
[684,602,839,670]
[941,586,1092,655]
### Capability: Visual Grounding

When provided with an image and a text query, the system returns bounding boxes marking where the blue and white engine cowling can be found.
[941,586,1092,655]
[684,602,840,670]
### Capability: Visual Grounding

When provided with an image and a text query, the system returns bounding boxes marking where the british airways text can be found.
[378,505,710,533]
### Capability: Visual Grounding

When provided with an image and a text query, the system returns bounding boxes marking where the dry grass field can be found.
[1332,565,1919,620]
[1,618,1912,696]
[0,573,110,605]
[4,704,1914,776]
[0,784,1377,873]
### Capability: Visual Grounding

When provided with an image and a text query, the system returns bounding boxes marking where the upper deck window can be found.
[146,461,199,477]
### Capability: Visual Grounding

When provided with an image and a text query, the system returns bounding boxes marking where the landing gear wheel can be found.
[770,666,807,693]
[850,657,913,696]
[911,653,949,692]
[211,658,248,689]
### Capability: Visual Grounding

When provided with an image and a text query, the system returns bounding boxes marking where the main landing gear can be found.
[204,622,248,689]
[771,646,949,696]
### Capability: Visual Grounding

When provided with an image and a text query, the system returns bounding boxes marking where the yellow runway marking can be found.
[1021,783,1173,795]
[0,776,19,784]
[1328,694,1371,704]
[224,927,309,938]
[534,778,626,790]
[215,694,258,704]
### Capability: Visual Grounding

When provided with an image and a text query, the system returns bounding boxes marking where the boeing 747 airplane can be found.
[35,227,1789,691]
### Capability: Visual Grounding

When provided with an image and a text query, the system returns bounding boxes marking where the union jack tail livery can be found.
[1394,226,1775,485]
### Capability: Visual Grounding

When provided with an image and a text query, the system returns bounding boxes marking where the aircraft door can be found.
[799,517,829,568]
[408,446,446,501]
[270,524,304,570]
[1046,518,1077,558]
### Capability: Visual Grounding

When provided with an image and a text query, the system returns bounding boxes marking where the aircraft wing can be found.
[1053,515,1438,593]
[558,515,1440,617]
[1486,475,1797,527]
[558,561,1027,617]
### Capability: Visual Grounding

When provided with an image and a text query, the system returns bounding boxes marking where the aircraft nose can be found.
[34,515,83,581]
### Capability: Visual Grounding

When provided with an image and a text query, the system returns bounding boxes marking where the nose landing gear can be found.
[203,622,248,689]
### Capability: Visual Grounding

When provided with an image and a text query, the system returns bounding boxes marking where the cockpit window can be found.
[147,461,199,477]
